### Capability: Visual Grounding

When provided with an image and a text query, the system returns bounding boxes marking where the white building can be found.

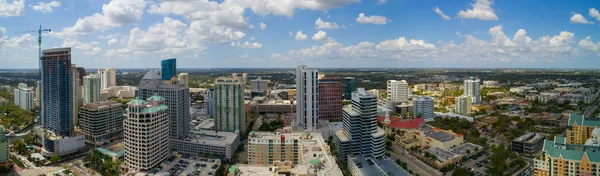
[413,96,434,120]
[483,80,499,88]
[98,68,116,90]
[455,95,472,115]
[178,73,189,87]
[172,130,239,160]
[367,89,380,99]
[463,77,481,104]
[387,80,408,103]
[296,65,319,131]
[103,86,136,99]
[83,74,101,105]
[13,83,34,110]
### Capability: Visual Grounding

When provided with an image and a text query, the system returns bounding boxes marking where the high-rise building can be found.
[342,77,356,100]
[41,47,73,137]
[247,131,302,165]
[79,100,125,148]
[250,76,268,91]
[161,58,176,80]
[123,95,170,173]
[178,73,188,87]
[318,77,342,120]
[35,81,40,107]
[413,96,434,120]
[98,68,116,90]
[71,64,82,127]
[214,77,245,133]
[455,95,472,115]
[205,90,215,117]
[83,74,101,105]
[0,126,8,164]
[334,88,386,159]
[77,67,85,86]
[137,70,190,141]
[387,80,409,103]
[13,83,34,110]
[463,77,481,104]
[296,65,319,131]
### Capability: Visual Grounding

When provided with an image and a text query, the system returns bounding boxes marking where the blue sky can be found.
[1,0,600,68]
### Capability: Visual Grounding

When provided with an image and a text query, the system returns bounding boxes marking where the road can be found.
[584,103,598,118]
[389,145,442,176]
[17,165,63,176]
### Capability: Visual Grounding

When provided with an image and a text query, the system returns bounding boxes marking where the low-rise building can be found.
[348,155,410,176]
[172,129,240,160]
[396,124,464,150]
[0,97,8,106]
[41,132,86,157]
[512,133,545,157]
[423,142,483,169]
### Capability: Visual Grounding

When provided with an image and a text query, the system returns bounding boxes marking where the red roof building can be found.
[377,116,425,130]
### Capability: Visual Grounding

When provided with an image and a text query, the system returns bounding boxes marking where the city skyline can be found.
[0,0,599,68]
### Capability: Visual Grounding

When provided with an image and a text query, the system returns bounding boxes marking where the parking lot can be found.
[459,153,489,175]
[153,157,220,176]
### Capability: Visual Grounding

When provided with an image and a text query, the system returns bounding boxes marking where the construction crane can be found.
[19,25,51,60]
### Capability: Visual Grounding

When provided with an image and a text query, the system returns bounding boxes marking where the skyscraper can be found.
[342,77,356,100]
[387,80,409,103]
[98,68,116,90]
[161,58,176,80]
[334,88,385,159]
[455,95,472,115]
[214,77,245,133]
[77,67,85,86]
[205,90,215,117]
[464,77,481,104]
[123,95,170,173]
[71,64,82,128]
[41,47,73,137]
[296,65,319,131]
[83,74,101,104]
[137,70,190,141]
[13,83,34,110]
[413,96,434,120]
[318,77,342,120]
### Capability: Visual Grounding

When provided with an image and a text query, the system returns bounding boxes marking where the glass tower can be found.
[161,58,176,80]
[41,47,73,136]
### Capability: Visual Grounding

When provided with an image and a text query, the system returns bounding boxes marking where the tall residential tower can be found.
[463,77,481,104]
[41,47,73,137]
[296,65,319,131]
[214,77,245,133]
[387,80,409,103]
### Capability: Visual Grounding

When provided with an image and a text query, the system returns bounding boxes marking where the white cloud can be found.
[0,0,24,17]
[590,8,600,22]
[108,38,118,45]
[2,33,36,48]
[312,31,334,42]
[223,0,360,17]
[375,37,436,52]
[260,22,267,30]
[457,0,499,21]
[570,13,594,24]
[62,39,102,55]
[50,0,147,38]
[315,18,340,29]
[295,31,307,40]
[240,54,249,58]
[377,0,386,4]
[356,13,390,24]
[31,1,61,13]
[433,7,451,20]
[231,41,263,48]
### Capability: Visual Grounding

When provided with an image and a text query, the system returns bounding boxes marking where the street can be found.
[389,145,443,176]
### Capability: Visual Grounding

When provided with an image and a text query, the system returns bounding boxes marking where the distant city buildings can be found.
[318,77,342,120]
[463,77,481,104]
[214,77,245,133]
[103,86,136,99]
[83,74,101,105]
[161,58,176,80]
[413,96,434,120]
[123,95,170,173]
[296,65,319,131]
[205,90,215,117]
[334,88,386,159]
[387,80,409,103]
[137,70,190,141]
[342,77,356,100]
[79,100,125,148]
[483,80,499,88]
[455,95,472,115]
[98,68,116,90]
[250,76,269,98]
[13,83,34,110]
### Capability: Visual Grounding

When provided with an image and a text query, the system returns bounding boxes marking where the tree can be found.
[385,141,392,147]
[452,167,473,176]
[215,164,226,176]
[50,156,60,163]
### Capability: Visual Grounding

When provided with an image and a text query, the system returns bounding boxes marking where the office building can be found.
[566,114,600,144]
[98,68,116,90]
[71,64,82,127]
[79,100,125,148]
[172,130,239,160]
[512,133,545,158]
[455,95,472,115]
[83,74,101,105]
[296,65,319,131]
[41,47,74,137]
[387,80,409,103]
[77,67,86,86]
[334,88,386,159]
[413,96,434,120]
[318,77,342,120]
[13,83,34,110]
[137,70,190,141]
[161,58,176,80]
[534,135,600,176]
[463,77,481,104]
[250,76,268,91]
[178,73,188,87]
[342,77,356,100]
[205,90,215,117]
[123,95,170,173]
[0,126,8,165]
[214,77,245,133]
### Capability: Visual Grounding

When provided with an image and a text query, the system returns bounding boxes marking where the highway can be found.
[388,145,442,176]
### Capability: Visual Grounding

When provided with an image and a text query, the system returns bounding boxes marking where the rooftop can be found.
[419,124,457,142]
[425,147,460,163]
[377,116,425,129]
[450,143,483,156]
[81,100,122,110]
[180,129,239,146]
[513,133,545,144]
[350,155,410,176]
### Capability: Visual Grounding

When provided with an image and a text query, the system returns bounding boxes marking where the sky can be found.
[1,0,600,69]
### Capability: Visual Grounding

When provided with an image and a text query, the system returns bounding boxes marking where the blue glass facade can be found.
[161,58,176,80]
[41,48,73,137]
